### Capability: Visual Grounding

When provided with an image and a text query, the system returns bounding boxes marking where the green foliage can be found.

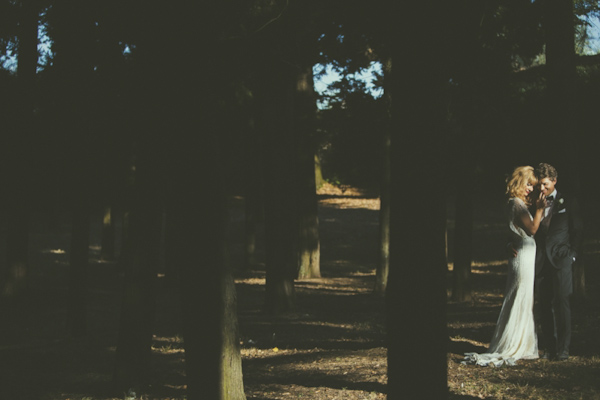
[317,79,387,190]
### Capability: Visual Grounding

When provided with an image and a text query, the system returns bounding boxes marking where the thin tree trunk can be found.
[244,117,263,272]
[375,127,390,295]
[296,66,320,280]
[375,57,392,295]
[163,211,178,284]
[100,206,116,261]
[67,198,90,337]
[314,154,324,190]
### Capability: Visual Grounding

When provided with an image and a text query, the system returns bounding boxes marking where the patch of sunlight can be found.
[89,245,101,251]
[472,260,507,267]
[153,335,183,343]
[449,322,496,330]
[151,345,183,354]
[348,270,375,277]
[42,248,66,254]
[164,384,186,390]
[449,260,507,273]
[241,347,296,358]
[236,277,266,285]
[292,321,362,330]
[319,197,380,210]
[450,336,488,348]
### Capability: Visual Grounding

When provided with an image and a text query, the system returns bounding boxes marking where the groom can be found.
[533,163,583,361]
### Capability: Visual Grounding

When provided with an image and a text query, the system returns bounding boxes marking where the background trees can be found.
[1,0,600,398]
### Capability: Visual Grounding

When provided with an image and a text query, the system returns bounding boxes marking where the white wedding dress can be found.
[463,197,539,367]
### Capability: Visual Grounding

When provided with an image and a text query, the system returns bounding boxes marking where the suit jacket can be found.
[534,191,584,274]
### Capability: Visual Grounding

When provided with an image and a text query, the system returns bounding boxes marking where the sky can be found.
[584,15,600,54]
[313,62,384,109]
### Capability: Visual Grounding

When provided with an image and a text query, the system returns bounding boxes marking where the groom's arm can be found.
[568,196,584,258]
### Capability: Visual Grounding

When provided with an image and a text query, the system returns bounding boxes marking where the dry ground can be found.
[0,183,599,399]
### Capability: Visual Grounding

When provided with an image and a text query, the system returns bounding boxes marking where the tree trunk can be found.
[296,66,320,280]
[51,0,97,337]
[167,4,246,396]
[544,0,584,296]
[1,0,38,300]
[259,57,298,313]
[171,189,245,399]
[167,101,246,400]
[67,198,90,337]
[314,154,324,190]
[244,117,263,272]
[163,211,178,285]
[113,159,161,390]
[451,162,474,302]
[387,2,449,398]
[100,206,116,261]
[375,57,392,295]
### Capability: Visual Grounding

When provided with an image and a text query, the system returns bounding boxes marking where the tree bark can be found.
[295,66,321,280]
[375,57,392,295]
[387,2,449,398]
[314,154,324,190]
[113,158,161,390]
[544,0,584,296]
[67,198,90,337]
[156,3,247,396]
[262,79,298,311]
[167,98,246,399]
[257,50,298,312]
[451,161,474,302]
[100,206,116,261]
[1,0,38,300]
[243,116,263,272]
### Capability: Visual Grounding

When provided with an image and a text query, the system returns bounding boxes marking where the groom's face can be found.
[538,177,556,196]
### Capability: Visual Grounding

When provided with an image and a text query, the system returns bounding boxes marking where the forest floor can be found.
[1,183,600,400]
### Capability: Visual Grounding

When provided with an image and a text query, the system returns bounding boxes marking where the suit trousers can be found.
[536,259,573,356]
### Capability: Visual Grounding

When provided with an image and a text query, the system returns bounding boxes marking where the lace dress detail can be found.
[463,197,539,367]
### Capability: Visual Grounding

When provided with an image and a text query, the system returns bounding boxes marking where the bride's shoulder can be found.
[507,197,526,210]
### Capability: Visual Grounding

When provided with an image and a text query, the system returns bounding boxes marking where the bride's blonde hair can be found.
[506,166,537,204]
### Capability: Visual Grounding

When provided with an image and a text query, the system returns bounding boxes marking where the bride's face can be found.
[519,182,534,199]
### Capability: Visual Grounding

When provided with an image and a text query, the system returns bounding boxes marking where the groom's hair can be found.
[535,163,558,181]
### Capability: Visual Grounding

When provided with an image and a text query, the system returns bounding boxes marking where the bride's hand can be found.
[535,192,546,210]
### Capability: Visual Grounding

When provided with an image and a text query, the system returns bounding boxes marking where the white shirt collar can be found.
[546,189,558,209]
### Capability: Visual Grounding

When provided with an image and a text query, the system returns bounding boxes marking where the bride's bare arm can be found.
[516,193,546,236]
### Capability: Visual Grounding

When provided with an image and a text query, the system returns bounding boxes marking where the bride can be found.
[464,165,546,367]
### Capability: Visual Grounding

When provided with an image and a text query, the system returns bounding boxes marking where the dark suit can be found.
[534,191,583,358]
